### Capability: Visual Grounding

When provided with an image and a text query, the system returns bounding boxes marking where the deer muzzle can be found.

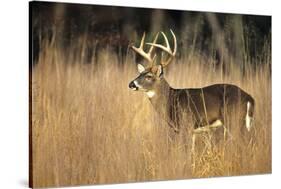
[129,81,138,91]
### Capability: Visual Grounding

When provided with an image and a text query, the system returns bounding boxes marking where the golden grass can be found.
[30,41,271,188]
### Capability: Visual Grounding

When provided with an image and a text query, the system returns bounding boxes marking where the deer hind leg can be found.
[193,119,223,134]
[191,119,223,150]
[191,119,223,171]
[209,119,223,128]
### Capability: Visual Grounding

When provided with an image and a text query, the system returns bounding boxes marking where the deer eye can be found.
[145,75,153,81]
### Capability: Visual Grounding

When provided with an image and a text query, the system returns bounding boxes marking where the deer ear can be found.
[156,65,163,77]
[137,64,145,73]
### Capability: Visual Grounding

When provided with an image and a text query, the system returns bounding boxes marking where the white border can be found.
[0,0,279,189]
[30,0,273,15]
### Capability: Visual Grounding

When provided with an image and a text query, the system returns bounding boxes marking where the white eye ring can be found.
[145,76,153,80]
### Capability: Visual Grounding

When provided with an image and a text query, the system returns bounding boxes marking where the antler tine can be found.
[161,29,177,67]
[146,32,172,55]
[139,32,145,49]
[131,32,159,68]
[146,29,177,67]
[148,32,159,55]
[161,32,171,53]
[170,29,177,56]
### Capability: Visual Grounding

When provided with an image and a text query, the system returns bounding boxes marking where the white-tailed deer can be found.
[129,29,255,142]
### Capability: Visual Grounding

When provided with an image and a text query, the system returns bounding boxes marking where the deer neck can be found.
[147,78,171,111]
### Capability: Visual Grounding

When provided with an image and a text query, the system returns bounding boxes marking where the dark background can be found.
[30,1,271,65]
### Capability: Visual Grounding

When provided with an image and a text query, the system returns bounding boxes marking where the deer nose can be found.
[129,81,138,90]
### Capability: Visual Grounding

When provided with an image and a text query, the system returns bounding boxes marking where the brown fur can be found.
[140,77,255,134]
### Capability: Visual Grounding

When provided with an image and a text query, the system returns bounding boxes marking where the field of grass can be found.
[30,34,271,187]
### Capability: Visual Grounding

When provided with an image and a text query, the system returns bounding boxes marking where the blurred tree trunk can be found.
[151,10,165,33]
[232,15,247,72]
[206,13,230,79]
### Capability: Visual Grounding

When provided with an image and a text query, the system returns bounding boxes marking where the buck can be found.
[129,30,255,142]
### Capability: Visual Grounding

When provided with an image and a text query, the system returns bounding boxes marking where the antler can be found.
[146,29,177,67]
[131,32,159,68]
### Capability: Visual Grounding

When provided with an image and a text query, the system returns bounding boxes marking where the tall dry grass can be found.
[31,36,271,187]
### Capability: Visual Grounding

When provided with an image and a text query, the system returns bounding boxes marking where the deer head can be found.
[129,29,177,98]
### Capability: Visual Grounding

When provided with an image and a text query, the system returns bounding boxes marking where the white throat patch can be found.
[146,91,156,98]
